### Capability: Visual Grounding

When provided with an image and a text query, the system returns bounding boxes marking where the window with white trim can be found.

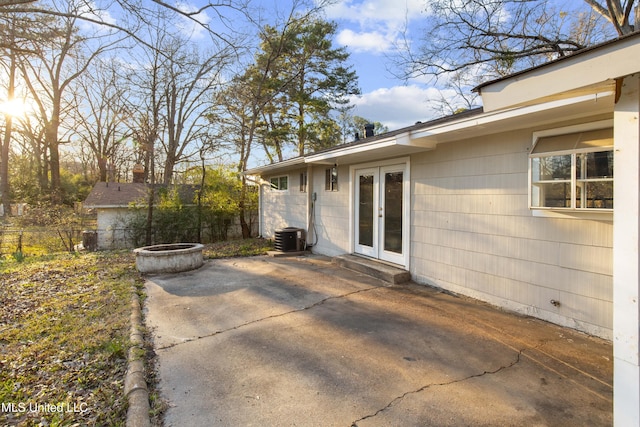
[530,127,613,210]
[299,171,307,192]
[325,166,338,191]
[269,175,288,191]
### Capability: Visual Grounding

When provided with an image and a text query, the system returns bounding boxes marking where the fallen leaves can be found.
[0,252,141,426]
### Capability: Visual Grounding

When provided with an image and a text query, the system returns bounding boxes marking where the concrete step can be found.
[266,250,309,258]
[332,254,411,284]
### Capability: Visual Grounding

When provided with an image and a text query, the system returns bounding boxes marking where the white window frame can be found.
[269,175,289,191]
[529,120,613,218]
[299,171,307,192]
[325,166,338,191]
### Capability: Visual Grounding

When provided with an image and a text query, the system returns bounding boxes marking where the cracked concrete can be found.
[145,255,612,426]
[157,286,380,352]
[350,350,524,426]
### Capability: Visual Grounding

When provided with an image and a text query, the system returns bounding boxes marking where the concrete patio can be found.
[144,254,612,426]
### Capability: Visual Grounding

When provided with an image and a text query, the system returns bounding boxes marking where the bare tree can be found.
[124,19,168,245]
[0,38,16,216]
[396,0,632,82]
[71,58,131,182]
[0,7,37,214]
[158,37,231,184]
[16,0,124,202]
[584,0,639,35]
[1,0,253,58]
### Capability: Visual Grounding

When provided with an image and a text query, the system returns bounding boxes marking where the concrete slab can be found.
[332,254,411,284]
[144,255,612,426]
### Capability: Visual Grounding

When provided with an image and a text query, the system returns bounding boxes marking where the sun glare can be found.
[0,99,27,117]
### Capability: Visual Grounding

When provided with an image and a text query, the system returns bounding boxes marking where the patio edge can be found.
[126,291,151,427]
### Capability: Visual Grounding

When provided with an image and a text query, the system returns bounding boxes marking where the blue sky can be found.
[178,0,443,130]
[322,0,441,129]
[135,0,594,131]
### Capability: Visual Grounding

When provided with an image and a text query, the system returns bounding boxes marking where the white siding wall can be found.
[261,165,351,255]
[96,208,133,249]
[411,128,613,338]
[310,165,351,256]
[262,169,308,238]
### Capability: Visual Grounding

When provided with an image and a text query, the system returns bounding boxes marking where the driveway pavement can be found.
[144,255,612,426]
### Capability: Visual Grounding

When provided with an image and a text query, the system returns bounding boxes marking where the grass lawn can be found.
[0,238,272,426]
[203,237,273,259]
[0,251,139,426]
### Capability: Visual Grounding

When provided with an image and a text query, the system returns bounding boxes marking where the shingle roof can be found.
[83,182,200,208]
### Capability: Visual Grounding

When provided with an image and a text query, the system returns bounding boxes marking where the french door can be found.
[354,164,406,266]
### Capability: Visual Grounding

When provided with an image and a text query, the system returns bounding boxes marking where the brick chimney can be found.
[132,164,145,183]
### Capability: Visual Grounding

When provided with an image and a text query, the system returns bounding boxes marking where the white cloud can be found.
[324,0,426,54]
[336,29,393,53]
[348,84,478,130]
[77,1,117,32]
[349,85,438,129]
[175,1,212,40]
[325,0,424,26]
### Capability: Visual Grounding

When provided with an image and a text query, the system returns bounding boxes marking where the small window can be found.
[270,175,288,191]
[325,166,338,191]
[300,171,307,192]
[530,128,613,210]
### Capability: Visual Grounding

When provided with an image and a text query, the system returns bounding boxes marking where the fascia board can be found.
[479,35,640,112]
[411,92,614,142]
[304,139,397,163]
[244,157,306,175]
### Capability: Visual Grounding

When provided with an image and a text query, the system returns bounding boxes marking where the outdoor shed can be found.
[83,182,148,249]
[246,32,640,426]
[83,182,199,249]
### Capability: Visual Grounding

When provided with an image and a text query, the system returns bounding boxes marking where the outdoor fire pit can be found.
[133,243,204,274]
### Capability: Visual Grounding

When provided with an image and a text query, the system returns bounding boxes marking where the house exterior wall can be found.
[96,208,134,249]
[410,125,613,339]
[258,123,614,338]
[262,165,351,256]
[311,165,351,256]
[261,168,309,239]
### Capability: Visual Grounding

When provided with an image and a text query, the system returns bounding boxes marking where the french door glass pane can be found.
[384,172,403,253]
[358,175,374,247]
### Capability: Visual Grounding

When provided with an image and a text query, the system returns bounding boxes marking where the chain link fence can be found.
[0,228,85,257]
[0,220,259,257]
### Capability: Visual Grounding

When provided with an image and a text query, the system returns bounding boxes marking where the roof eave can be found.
[476,31,640,112]
[245,157,306,175]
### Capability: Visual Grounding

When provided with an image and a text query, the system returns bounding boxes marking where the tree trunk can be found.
[145,141,155,245]
[238,174,251,239]
[1,114,11,217]
[98,156,108,181]
[1,52,16,217]
[49,139,61,203]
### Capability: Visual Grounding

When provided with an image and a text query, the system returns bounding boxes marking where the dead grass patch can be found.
[0,251,141,426]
